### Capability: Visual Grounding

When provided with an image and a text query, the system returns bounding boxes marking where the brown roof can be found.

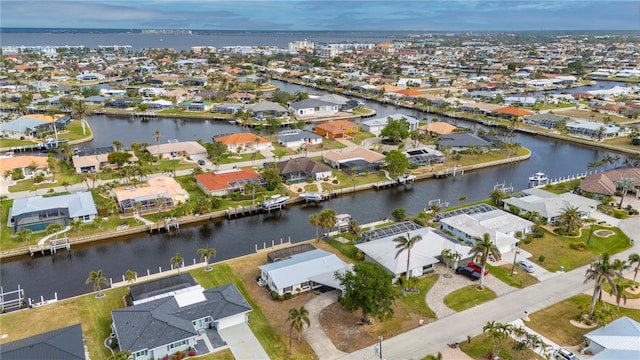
[215,133,269,145]
[0,155,48,173]
[493,107,533,117]
[195,168,262,191]
[323,147,385,164]
[579,168,640,196]
[315,120,358,135]
[420,122,457,135]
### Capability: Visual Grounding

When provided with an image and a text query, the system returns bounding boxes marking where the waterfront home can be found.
[0,324,85,360]
[8,192,97,233]
[565,121,620,139]
[114,176,188,216]
[75,72,105,81]
[277,129,323,149]
[211,103,244,114]
[0,114,70,139]
[522,113,569,129]
[195,168,266,196]
[355,223,472,283]
[405,148,445,167]
[71,148,138,173]
[213,133,271,154]
[246,101,289,119]
[322,147,385,175]
[258,248,351,296]
[436,133,493,153]
[418,121,457,136]
[0,155,49,180]
[502,188,600,225]
[145,141,208,161]
[143,99,174,110]
[183,100,214,112]
[438,208,533,254]
[315,119,359,140]
[290,98,340,117]
[458,102,502,116]
[581,316,640,360]
[227,92,256,103]
[129,274,200,306]
[361,113,419,136]
[82,95,108,105]
[314,93,360,111]
[579,168,640,197]
[492,106,533,120]
[112,283,252,360]
[276,157,333,183]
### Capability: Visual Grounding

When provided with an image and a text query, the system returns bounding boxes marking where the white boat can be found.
[335,214,352,229]
[299,192,324,201]
[261,194,290,209]
[528,171,549,187]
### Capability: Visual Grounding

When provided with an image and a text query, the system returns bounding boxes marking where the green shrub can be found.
[283,293,293,300]
[538,255,545,264]
[270,291,281,301]
[569,242,588,252]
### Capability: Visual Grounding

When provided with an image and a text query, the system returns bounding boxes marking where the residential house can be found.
[579,168,640,197]
[277,129,323,149]
[405,148,444,167]
[492,107,533,120]
[290,98,340,117]
[522,113,569,129]
[565,122,620,139]
[195,168,266,196]
[322,147,385,175]
[114,176,189,216]
[438,208,533,254]
[71,147,138,173]
[129,274,201,306]
[276,157,333,183]
[361,113,419,136]
[315,119,359,140]
[258,248,351,296]
[213,133,271,154]
[184,100,214,112]
[112,283,252,360]
[437,133,493,153]
[146,141,208,161]
[0,114,70,139]
[227,92,256,103]
[8,192,98,233]
[143,99,174,110]
[314,94,359,111]
[246,101,288,119]
[502,188,600,224]
[0,324,85,360]
[355,223,473,283]
[581,316,640,360]
[419,121,457,136]
[0,155,49,180]
[212,103,244,114]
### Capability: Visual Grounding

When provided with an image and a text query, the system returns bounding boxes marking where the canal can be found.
[0,81,627,302]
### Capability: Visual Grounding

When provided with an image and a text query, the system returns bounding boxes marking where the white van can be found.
[553,348,578,360]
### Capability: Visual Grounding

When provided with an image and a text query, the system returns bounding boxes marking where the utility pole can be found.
[510,246,519,276]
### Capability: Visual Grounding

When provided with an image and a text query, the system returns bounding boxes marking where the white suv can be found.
[554,348,579,360]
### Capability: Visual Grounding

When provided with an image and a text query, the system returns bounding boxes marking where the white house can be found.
[503,188,600,224]
[277,129,323,149]
[259,249,351,296]
[582,316,640,359]
[361,113,419,136]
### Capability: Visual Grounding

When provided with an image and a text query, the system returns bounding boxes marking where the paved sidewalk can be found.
[303,291,347,360]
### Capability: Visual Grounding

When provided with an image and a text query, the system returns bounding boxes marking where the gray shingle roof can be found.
[0,324,85,360]
[289,98,338,110]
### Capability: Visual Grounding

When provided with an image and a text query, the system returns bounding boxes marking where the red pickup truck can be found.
[468,262,490,275]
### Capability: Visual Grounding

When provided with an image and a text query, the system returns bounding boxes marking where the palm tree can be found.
[610,282,630,310]
[468,233,501,290]
[309,213,322,242]
[483,321,511,360]
[347,219,362,240]
[616,177,636,209]
[171,252,184,272]
[393,232,423,295]
[628,253,640,287]
[72,100,88,135]
[93,216,103,229]
[125,269,137,284]
[584,253,622,318]
[152,129,161,171]
[198,247,216,272]
[287,306,310,353]
[85,269,108,298]
[46,222,63,240]
[424,353,443,360]
[489,189,508,207]
[319,209,337,237]
[16,228,32,243]
[558,206,583,235]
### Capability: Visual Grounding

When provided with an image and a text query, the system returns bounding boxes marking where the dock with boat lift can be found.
[373,173,416,190]
[29,237,71,256]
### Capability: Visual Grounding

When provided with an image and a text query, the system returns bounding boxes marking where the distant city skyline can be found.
[2,0,638,32]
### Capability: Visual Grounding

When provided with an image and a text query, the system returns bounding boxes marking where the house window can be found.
[134,349,148,358]
[283,286,293,293]
[167,339,189,351]
[300,281,310,289]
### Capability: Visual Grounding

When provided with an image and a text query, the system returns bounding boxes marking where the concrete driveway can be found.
[218,323,269,360]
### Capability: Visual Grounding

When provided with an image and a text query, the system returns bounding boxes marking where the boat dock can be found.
[434,166,464,179]
[226,204,262,219]
[373,174,416,190]
[299,191,333,205]
[0,285,26,312]
[29,237,71,256]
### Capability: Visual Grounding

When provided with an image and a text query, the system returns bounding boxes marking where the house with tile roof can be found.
[0,155,49,180]
[0,324,85,360]
[195,168,265,196]
[113,176,189,216]
[315,119,359,140]
[419,121,457,136]
[492,106,533,120]
[579,168,640,197]
[112,283,252,360]
[259,249,351,296]
[276,157,333,182]
[522,113,570,129]
[322,147,385,175]
[581,316,640,360]
[213,133,271,154]
[146,141,208,161]
[9,192,98,233]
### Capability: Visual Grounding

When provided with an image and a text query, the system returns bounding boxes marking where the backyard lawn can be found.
[519,226,631,272]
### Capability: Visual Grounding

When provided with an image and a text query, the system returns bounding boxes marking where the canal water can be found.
[0,81,627,302]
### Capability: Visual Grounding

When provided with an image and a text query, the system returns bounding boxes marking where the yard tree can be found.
[319,208,337,236]
[380,116,410,144]
[628,253,640,285]
[287,306,310,353]
[85,269,108,298]
[469,233,501,290]
[16,228,32,243]
[558,206,583,235]
[385,149,409,178]
[616,177,636,209]
[152,130,161,170]
[335,261,397,324]
[208,141,227,167]
[391,207,406,221]
[483,321,511,359]
[198,247,216,271]
[489,188,508,207]
[107,151,132,169]
[171,252,184,272]
[260,163,282,191]
[393,232,423,296]
[584,253,621,318]
[125,269,137,284]
[309,213,322,242]
[46,222,63,239]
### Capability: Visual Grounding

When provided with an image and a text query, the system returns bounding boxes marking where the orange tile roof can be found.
[215,133,269,145]
[22,114,65,123]
[195,168,261,191]
[396,89,423,96]
[493,107,533,117]
[0,156,48,173]
[421,122,457,135]
[316,120,358,134]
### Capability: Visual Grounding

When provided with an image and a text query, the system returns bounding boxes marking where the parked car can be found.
[553,348,579,360]
[197,159,206,166]
[455,266,481,281]
[467,262,489,275]
[518,260,535,273]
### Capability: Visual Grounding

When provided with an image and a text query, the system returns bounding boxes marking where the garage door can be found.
[216,314,247,330]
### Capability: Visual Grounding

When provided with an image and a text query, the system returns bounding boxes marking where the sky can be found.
[2,0,638,31]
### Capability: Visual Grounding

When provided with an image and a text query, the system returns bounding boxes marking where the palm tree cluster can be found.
[586,154,621,172]
[584,252,638,318]
[483,321,549,360]
[308,208,337,242]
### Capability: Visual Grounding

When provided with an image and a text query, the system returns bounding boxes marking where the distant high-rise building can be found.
[288,40,315,54]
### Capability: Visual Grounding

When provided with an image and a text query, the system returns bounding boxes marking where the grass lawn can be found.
[540,179,581,194]
[57,119,93,141]
[397,275,438,318]
[0,287,129,360]
[459,332,544,360]
[0,138,39,147]
[327,238,359,260]
[557,109,629,124]
[527,294,640,346]
[519,226,632,272]
[443,285,496,312]
[486,263,539,288]
[218,152,265,165]
[350,131,375,145]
